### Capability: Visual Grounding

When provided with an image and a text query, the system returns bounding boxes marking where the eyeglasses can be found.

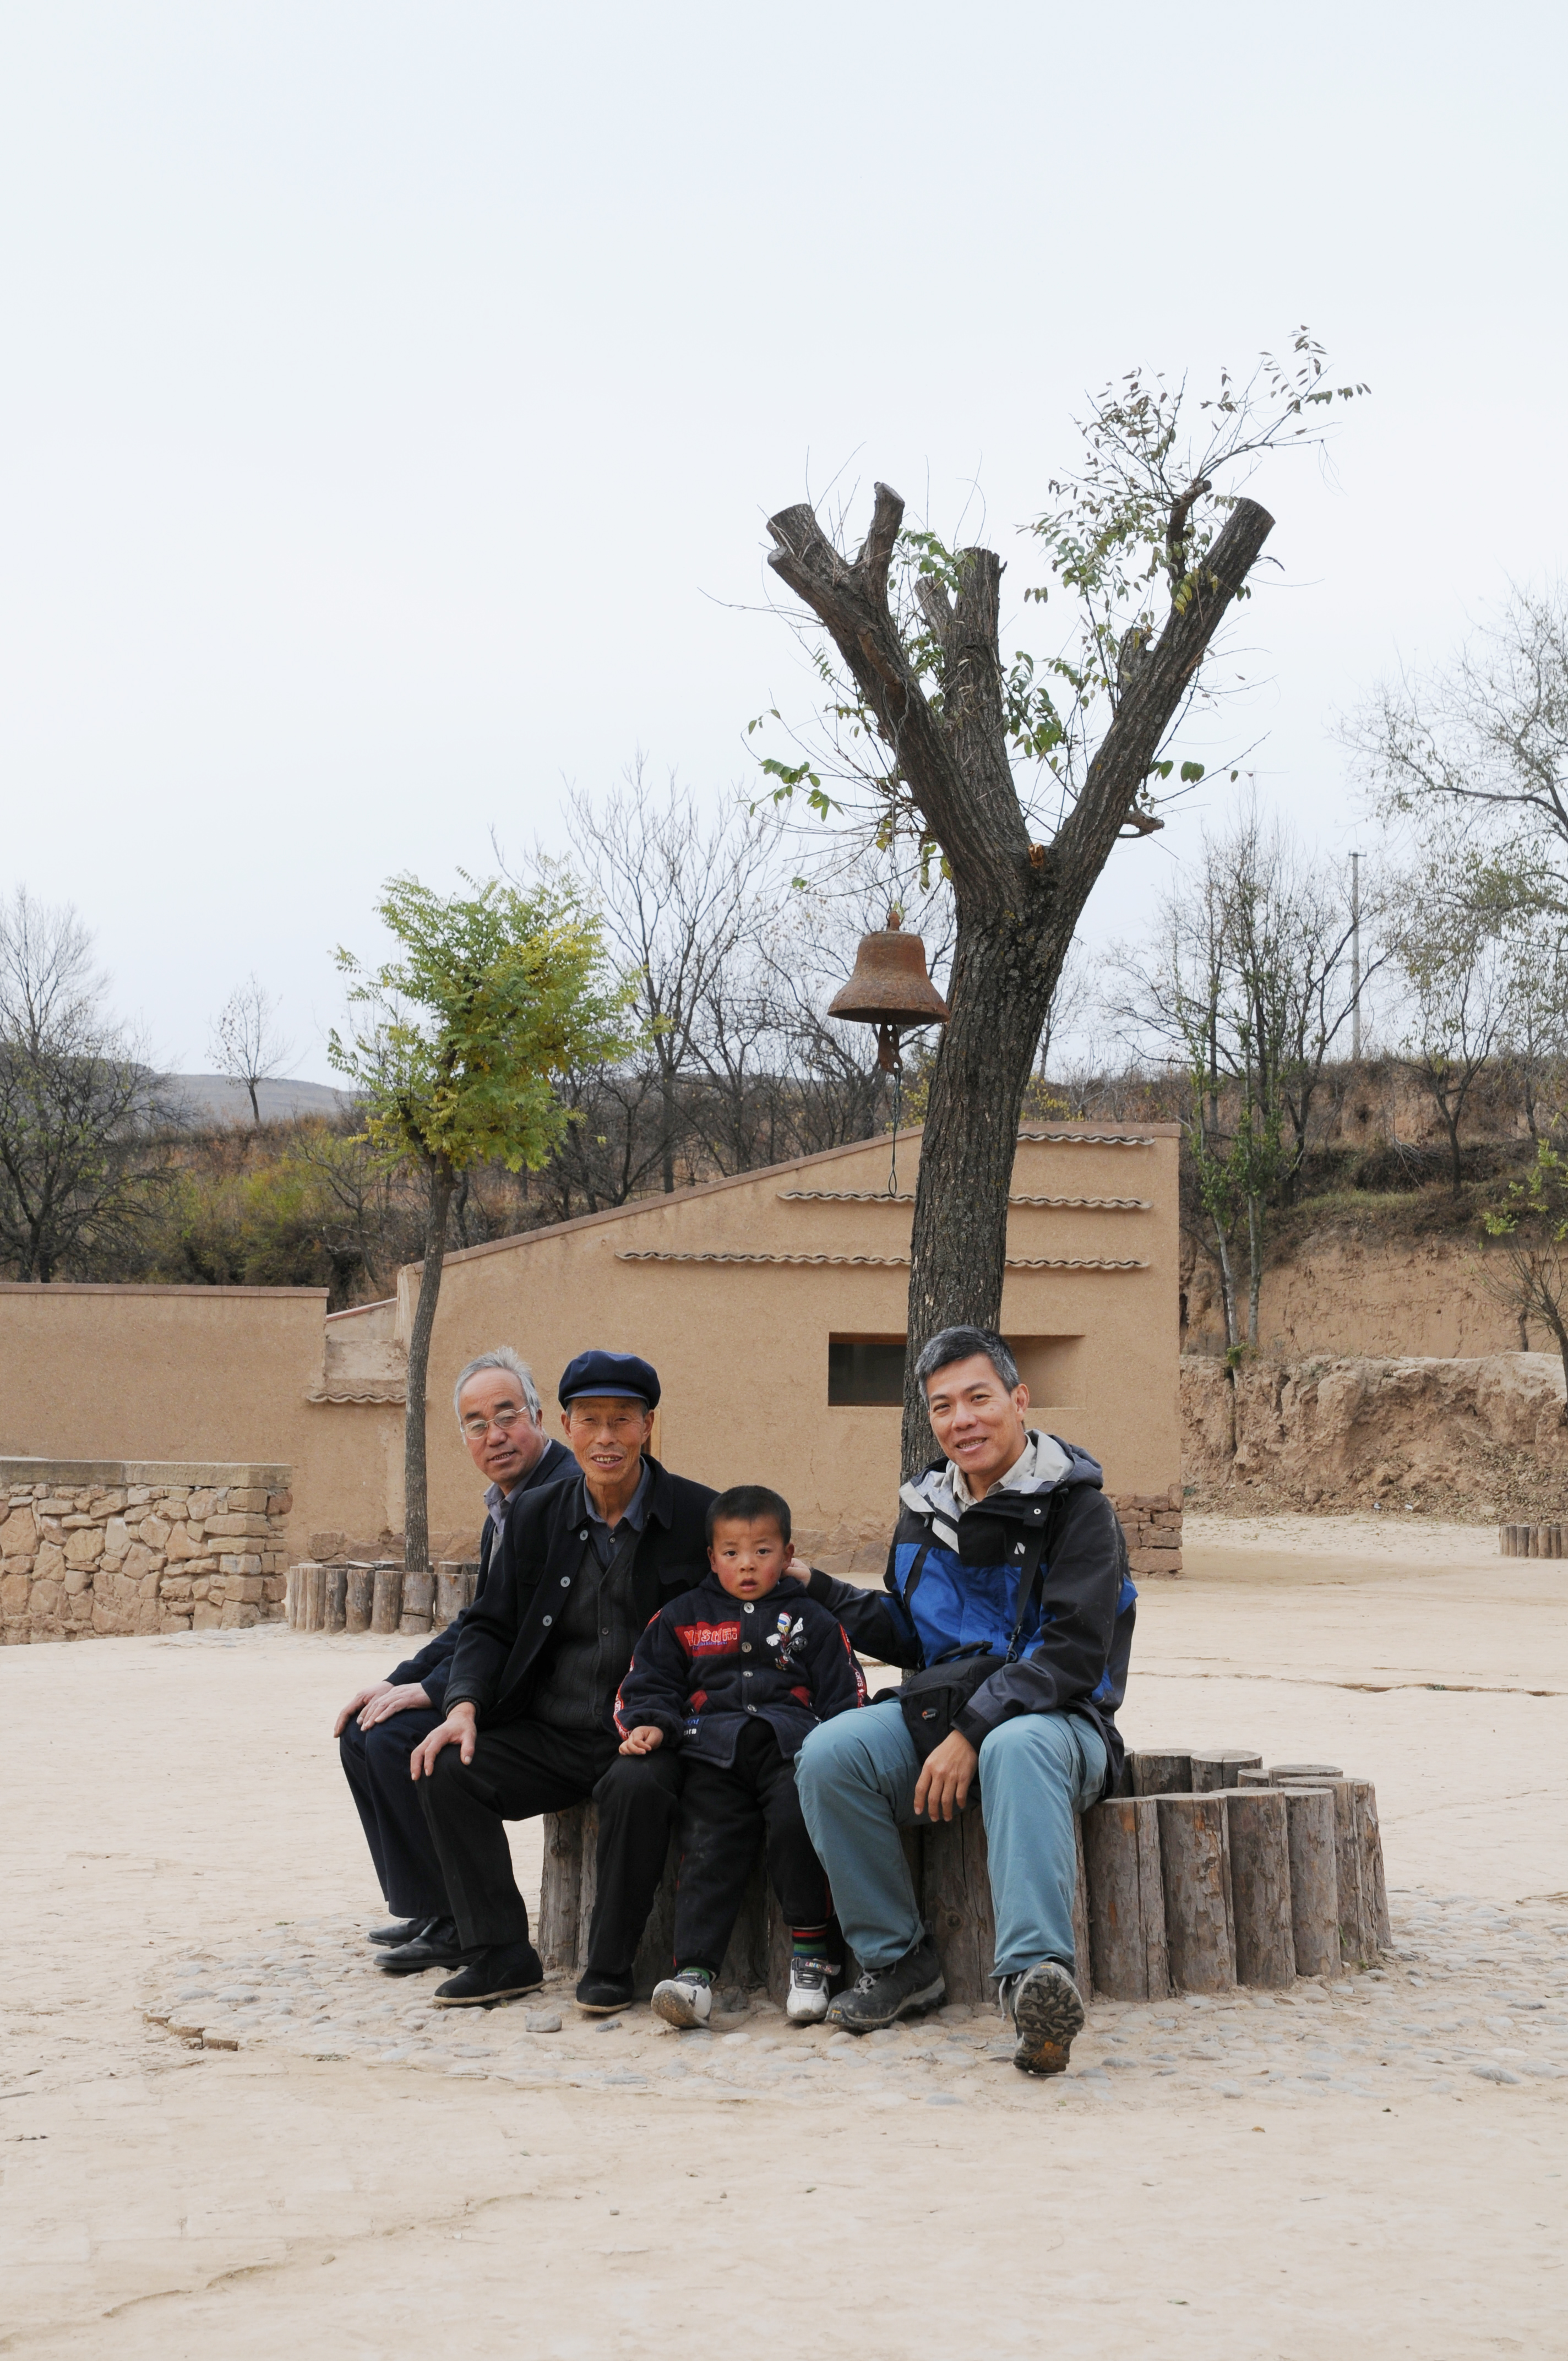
[460,1407,532,1438]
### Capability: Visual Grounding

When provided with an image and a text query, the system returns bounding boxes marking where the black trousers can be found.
[339,1706,449,1920]
[418,1719,683,1970]
[674,1721,830,1975]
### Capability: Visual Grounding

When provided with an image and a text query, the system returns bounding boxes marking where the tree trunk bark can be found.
[900,906,1057,1469]
[1156,1792,1237,1994]
[1129,1749,1193,1797]
[1213,1225,1240,1352]
[1225,1787,1295,1988]
[404,1158,455,1574]
[764,482,1274,1477]
[660,1059,677,1195]
[1282,1784,1341,1977]
[1246,1193,1264,1348]
[1442,1105,1463,1194]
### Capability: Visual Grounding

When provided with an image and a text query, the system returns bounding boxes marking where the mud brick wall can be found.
[0,1458,292,1643]
[1111,1487,1183,1577]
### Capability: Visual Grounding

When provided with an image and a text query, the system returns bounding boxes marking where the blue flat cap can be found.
[558,1349,661,1410]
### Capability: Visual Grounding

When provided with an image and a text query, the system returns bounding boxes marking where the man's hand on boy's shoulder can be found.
[618,1724,665,1756]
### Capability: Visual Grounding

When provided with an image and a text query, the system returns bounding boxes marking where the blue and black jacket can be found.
[802,1434,1134,1794]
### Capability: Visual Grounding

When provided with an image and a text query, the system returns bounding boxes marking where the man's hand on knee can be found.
[913,1731,978,1823]
[409,1702,478,1779]
[357,1682,432,1730]
[334,1682,392,1737]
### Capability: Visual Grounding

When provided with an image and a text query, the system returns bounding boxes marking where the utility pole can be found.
[1350,851,1362,1065]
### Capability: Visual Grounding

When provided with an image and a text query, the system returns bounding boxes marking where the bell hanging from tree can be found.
[827,909,950,1072]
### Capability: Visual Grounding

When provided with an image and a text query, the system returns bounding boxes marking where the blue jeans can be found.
[796,1699,1107,1980]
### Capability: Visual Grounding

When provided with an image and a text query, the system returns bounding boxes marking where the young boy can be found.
[615,1482,865,2026]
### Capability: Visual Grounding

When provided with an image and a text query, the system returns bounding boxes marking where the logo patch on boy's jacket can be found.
[675,1620,742,1656]
[764,1611,807,1667]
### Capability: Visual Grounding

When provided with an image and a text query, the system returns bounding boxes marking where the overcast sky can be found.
[2,2,1564,1080]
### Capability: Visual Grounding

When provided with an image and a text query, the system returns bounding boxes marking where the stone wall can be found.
[0,1459,292,1644]
[1110,1488,1184,1577]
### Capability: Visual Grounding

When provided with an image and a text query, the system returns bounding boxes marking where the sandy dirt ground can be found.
[4,1514,1565,2359]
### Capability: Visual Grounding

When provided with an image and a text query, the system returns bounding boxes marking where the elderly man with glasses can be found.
[334,1347,574,1976]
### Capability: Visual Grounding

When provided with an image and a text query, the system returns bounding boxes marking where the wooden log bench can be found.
[536,1744,1390,2009]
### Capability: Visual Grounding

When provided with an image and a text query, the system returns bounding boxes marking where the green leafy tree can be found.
[330,873,633,1571]
[1482,1142,1568,1402]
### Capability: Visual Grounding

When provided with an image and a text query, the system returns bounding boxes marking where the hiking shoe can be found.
[785,1957,835,2024]
[651,1971,713,2029]
[825,1939,944,2033]
[1000,1958,1085,2075]
[368,1916,429,1948]
[575,1968,636,2015]
[432,1939,545,2008]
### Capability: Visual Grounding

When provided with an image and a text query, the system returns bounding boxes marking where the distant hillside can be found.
[161,1073,353,1126]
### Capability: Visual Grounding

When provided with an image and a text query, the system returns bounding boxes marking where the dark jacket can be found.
[388,1436,574,1716]
[798,1436,1134,1796]
[442,1455,717,1729]
[614,1570,866,1769]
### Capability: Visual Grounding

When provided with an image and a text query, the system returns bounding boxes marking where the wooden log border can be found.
[285,1558,480,1633]
[1500,1523,1565,1558]
[536,1750,1390,2008]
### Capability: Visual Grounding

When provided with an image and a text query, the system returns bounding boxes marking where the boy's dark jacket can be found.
[387,1437,574,1716]
[614,1571,866,1767]
[442,1455,717,1728]
[798,1435,1135,1795]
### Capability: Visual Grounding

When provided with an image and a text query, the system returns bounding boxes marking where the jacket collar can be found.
[693,1568,808,1607]
[562,1452,679,1532]
[899,1433,1094,1552]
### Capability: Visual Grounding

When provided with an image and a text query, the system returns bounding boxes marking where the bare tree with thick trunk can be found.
[763,337,1364,1468]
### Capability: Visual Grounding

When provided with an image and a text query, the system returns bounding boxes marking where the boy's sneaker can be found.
[651,1971,713,2030]
[785,1956,836,2024]
[825,1938,944,2033]
[999,1958,1084,2075]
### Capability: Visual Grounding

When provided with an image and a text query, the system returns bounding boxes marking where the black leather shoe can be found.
[368,1917,430,1948]
[575,1968,635,2015]
[433,1940,546,2008]
[378,1916,472,1974]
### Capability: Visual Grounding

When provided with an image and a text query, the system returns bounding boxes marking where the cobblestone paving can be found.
[142,1886,1568,2113]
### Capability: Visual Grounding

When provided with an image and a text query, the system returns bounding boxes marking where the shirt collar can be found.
[483,1480,509,1534]
[583,1456,652,1532]
[946,1427,1071,1509]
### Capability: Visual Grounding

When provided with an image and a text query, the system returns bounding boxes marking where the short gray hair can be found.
[913,1325,1019,1393]
[453,1347,542,1426]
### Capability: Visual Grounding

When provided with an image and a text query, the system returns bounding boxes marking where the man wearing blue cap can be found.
[409,1350,716,2014]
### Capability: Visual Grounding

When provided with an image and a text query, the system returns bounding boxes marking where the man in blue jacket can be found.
[795,1324,1135,2076]
[334,1348,573,1973]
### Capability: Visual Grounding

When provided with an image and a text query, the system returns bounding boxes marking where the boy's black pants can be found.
[674,1720,830,1974]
